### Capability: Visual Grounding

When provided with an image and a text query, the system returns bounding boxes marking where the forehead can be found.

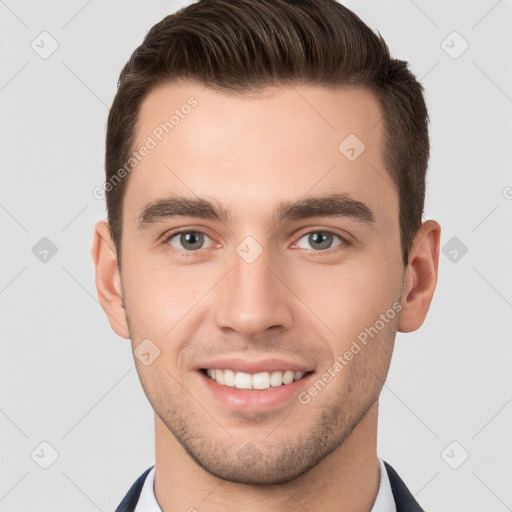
[123,79,397,229]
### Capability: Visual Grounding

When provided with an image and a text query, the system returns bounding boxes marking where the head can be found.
[93,0,440,485]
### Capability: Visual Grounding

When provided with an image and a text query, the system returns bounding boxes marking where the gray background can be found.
[1,1,511,510]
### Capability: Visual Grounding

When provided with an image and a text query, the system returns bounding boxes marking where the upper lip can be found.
[198,358,314,374]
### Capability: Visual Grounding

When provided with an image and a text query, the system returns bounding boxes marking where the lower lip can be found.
[198,370,315,411]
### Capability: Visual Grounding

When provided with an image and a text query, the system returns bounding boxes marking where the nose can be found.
[213,244,293,339]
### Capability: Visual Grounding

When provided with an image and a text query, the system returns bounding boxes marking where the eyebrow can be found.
[137,192,376,230]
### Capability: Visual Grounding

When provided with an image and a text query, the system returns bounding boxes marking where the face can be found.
[116,80,406,484]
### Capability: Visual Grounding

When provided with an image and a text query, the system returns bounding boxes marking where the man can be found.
[91,0,440,510]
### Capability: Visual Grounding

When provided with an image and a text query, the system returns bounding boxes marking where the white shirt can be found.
[134,457,396,512]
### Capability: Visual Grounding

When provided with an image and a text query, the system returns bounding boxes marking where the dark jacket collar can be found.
[116,461,425,512]
[383,461,425,511]
[115,466,152,512]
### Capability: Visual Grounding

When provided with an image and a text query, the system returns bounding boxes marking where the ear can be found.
[91,220,130,339]
[397,220,441,333]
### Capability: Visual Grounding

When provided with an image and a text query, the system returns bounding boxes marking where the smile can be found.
[202,368,311,390]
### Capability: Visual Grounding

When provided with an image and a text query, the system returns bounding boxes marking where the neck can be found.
[153,402,381,512]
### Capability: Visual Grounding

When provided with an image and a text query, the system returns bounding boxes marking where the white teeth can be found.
[205,369,306,390]
[252,372,271,389]
[235,372,252,389]
[283,370,294,385]
[270,371,283,387]
[215,368,225,385]
[224,369,236,387]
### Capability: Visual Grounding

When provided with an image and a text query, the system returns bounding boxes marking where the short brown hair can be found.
[105,0,429,270]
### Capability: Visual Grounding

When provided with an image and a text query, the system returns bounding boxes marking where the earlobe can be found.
[397,220,441,333]
[91,220,130,339]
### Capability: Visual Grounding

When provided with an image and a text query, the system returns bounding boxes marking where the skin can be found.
[92,79,440,512]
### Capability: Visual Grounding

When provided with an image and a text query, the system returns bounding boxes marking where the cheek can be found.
[291,258,400,346]
[122,253,210,336]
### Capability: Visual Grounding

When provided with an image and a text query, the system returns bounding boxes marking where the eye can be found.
[295,230,347,251]
[165,230,214,252]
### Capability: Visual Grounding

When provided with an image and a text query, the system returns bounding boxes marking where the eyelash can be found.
[162,229,351,259]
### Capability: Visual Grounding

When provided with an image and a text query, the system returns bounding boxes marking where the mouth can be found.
[200,368,315,391]
[195,357,316,410]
